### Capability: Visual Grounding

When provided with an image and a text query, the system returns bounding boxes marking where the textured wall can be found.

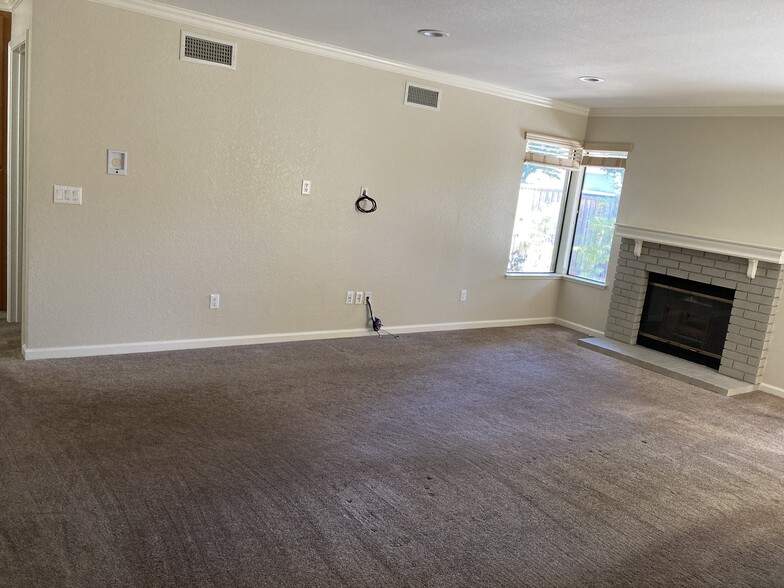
[23,0,587,351]
[587,116,784,247]
[555,238,620,333]
[10,0,31,41]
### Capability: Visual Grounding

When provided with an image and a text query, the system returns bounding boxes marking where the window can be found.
[507,133,580,273]
[567,166,625,283]
[507,136,630,284]
[507,163,571,272]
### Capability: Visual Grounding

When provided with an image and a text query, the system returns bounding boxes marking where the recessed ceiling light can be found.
[579,76,605,83]
[418,29,449,38]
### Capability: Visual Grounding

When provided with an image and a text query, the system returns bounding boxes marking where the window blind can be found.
[524,132,583,170]
[581,142,633,169]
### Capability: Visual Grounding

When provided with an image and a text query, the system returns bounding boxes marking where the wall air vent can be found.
[180,31,237,70]
[404,82,441,111]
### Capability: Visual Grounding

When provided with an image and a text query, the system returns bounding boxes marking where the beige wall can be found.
[555,249,618,335]
[11,0,31,41]
[23,0,586,351]
[559,115,784,391]
[585,116,784,247]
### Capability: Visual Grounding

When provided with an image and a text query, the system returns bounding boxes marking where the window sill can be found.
[505,273,561,280]
[505,273,607,289]
[561,275,607,289]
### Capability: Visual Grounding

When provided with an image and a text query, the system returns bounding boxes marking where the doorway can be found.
[7,31,26,324]
[0,11,10,315]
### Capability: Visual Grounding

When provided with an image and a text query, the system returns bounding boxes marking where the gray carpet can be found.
[1,322,783,587]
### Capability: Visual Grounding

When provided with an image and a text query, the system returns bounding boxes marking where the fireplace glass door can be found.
[637,273,734,369]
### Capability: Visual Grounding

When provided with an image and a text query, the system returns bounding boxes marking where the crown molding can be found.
[88,0,589,117]
[0,0,24,11]
[589,106,784,118]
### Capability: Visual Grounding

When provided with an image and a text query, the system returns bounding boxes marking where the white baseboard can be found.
[23,327,375,360]
[23,317,559,360]
[384,317,554,336]
[758,383,784,399]
[553,318,604,338]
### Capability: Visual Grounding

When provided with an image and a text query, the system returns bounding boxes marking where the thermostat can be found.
[107,149,127,175]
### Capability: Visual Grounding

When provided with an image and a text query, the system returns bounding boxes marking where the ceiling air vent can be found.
[404,82,441,111]
[180,31,237,70]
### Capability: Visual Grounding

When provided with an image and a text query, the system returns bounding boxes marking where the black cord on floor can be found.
[366,297,398,338]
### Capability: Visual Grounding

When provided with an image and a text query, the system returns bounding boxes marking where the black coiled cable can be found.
[355,190,377,213]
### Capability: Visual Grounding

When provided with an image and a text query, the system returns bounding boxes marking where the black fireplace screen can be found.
[637,273,734,369]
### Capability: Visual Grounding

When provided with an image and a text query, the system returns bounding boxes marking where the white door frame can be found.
[7,31,27,325]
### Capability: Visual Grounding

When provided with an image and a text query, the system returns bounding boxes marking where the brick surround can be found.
[606,238,784,385]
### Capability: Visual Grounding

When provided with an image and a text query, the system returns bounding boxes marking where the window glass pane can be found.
[507,163,568,273]
[567,167,625,283]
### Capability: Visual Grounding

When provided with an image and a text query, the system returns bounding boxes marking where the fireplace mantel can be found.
[615,224,784,278]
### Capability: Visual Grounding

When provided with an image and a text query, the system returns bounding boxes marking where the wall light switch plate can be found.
[54,185,83,205]
[107,149,127,175]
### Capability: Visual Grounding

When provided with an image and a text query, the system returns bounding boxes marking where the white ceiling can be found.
[158,0,784,109]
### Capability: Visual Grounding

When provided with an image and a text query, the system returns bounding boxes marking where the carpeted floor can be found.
[1,322,783,587]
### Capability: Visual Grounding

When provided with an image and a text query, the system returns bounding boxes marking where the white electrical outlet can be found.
[346,291,355,304]
[364,292,372,304]
[355,291,364,305]
[301,180,312,195]
[460,289,467,302]
[210,293,220,309]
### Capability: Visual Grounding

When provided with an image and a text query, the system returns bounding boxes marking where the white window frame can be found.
[505,139,630,287]
[509,163,575,275]
[555,167,585,275]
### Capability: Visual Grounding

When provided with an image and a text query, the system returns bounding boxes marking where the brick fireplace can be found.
[606,226,784,386]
